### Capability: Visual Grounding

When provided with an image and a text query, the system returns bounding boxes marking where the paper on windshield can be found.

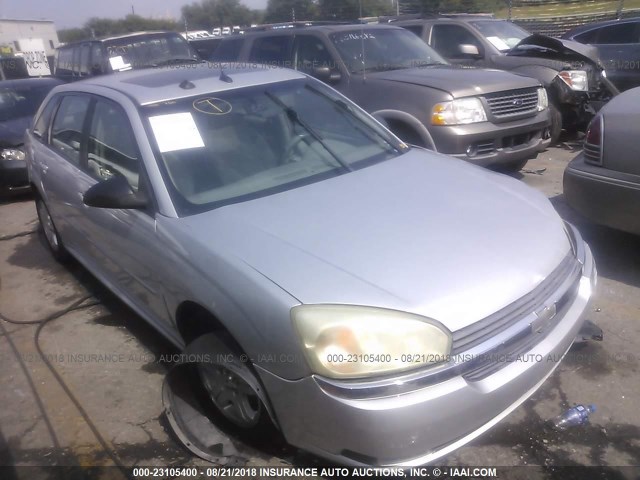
[109,55,132,71]
[149,113,205,153]
[486,36,510,51]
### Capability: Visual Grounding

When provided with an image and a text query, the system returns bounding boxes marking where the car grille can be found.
[451,252,582,356]
[485,88,539,118]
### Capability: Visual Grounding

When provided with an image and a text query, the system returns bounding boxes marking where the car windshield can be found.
[330,28,447,74]
[143,78,406,215]
[470,21,530,51]
[105,33,199,70]
[0,84,54,122]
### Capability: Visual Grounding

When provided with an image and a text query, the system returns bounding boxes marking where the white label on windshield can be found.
[149,113,205,153]
[486,36,510,51]
[109,55,132,71]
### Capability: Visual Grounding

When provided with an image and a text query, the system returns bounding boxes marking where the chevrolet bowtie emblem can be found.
[532,303,557,333]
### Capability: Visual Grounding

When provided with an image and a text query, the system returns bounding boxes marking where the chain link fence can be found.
[398,0,640,37]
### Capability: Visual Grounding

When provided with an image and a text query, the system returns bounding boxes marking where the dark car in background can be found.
[390,14,619,143]
[562,18,640,92]
[212,24,551,171]
[54,31,200,81]
[564,86,640,235]
[0,77,64,196]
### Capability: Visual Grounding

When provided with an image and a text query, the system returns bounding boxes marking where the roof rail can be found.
[380,12,495,23]
[243,20,361,32]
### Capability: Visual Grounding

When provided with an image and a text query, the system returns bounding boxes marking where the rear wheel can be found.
[35,197,69,262]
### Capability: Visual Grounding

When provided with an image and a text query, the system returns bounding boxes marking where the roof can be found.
[562,17,640,38]
[237,23,405,38]
[53,62,305,106]
[0,77,64,89]
[59,31,183,48]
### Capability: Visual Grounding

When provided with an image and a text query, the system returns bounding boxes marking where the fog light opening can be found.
[466,145,477,157]
[542,128,551,140]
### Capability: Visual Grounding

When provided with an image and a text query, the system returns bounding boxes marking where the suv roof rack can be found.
[381,12,495,23]
[244,20,361,32]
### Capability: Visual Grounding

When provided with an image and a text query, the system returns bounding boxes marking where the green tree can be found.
[265,0,316,23]
[182,0,259,29]
[317,0,394,20]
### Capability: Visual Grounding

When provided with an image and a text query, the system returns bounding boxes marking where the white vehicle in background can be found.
[212,27,221,36]
[222,26,231,35]
[232,26,241,34]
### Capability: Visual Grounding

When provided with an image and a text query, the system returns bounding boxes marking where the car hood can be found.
[177,150,570,332]
[368,65,539,97]
[0,116,30,147]
[509,34,601,66]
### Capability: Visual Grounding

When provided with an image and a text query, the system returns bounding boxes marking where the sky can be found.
[0,0,268,29]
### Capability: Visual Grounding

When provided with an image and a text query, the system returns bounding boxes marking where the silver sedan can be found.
[26,63,596,466]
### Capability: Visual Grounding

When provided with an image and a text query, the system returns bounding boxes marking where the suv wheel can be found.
[549,103,562,146]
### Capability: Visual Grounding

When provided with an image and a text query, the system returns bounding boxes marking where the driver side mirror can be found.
[83,174,148,210]
[311,66,341,84]
[458,44,481,58]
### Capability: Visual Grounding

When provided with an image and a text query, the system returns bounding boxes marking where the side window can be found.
[294,35,335,74]
[574,29,599,44]
[402,25,424,38]
[249,36,293,66]
[50,95,91,166]
[33,95,61,142]
[592,23,639,44]
[87,100,140,190]
[210,38,243,61]
[90,43,104,75]
[431,24,483,59]
[72,46,81,76]
[79,43,91,76]
[55,47,73,78]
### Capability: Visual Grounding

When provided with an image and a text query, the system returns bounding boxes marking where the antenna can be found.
[359,0,366,82]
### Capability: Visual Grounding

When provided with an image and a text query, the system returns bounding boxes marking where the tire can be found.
[195,334,272,433]
[35,196,70,262]
[549,102,563,146]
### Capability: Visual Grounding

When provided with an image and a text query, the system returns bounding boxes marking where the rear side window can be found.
[50,95,90,166]
[211,38,244,61]
[79,43,91,76]
[33,95,61,141]
[249,36,292,66]
[403,25,424,37]
[55,47,73,77]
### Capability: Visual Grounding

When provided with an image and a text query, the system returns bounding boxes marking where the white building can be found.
[0,19,60,56]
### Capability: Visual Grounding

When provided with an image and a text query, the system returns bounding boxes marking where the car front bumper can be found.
[428,111,551,168]
[564,153,640,236]
[257,230,595,466]
[0,159,30,195]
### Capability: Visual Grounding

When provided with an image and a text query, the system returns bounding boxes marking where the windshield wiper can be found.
[150,57,203,67]
[264,91,353,172]
[305,85,399,154]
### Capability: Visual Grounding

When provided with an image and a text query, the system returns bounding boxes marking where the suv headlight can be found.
[558,70,588,91]
[432,97,487,125]
[292,304,452,379]
[537,87,548,111]
[1,148,25,161]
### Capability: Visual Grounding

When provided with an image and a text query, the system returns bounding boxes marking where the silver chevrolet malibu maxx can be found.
[26,63,596,466]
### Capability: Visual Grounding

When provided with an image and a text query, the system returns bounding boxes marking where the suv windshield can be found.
[470,21,530,51]
[105,32,199,70]
[143,78,405,215]
[330,28,447,74]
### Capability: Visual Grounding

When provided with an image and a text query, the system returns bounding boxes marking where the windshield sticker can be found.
[193,97,232,115]
[109,55,132,71]
[486,36,510,51]
[149,112,205,153]
[334,32,376,43]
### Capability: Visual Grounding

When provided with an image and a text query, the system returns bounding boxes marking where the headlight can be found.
[432,97,487,125]
[537,87,548,111]
[1,148,25,161]
[292,304,452,379]
[558,70,588,91]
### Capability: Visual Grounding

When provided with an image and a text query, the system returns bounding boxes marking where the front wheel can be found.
[35,197,69,262]
[549,103,563,146]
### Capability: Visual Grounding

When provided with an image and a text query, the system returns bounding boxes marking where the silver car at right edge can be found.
[564,86,640,236]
